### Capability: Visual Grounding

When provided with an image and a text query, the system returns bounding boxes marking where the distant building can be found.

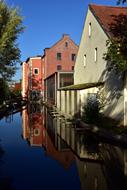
[8,81,21,92]
[43,34,78,79]
[21,56,44,100]
[44,34,78,105]
[21,35,78,103]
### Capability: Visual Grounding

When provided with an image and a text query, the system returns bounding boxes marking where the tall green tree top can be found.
[0,0,24,80]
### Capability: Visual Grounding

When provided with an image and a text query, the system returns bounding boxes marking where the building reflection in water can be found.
[22,104,127,190]
[22,104,74,170]
[22,104,45,147]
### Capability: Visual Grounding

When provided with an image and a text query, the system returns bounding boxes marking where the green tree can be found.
[0,0,24,80]
[104,14,127,72]
[0,79,10,104]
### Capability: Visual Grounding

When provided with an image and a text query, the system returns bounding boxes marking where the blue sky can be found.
[6,0,124,81]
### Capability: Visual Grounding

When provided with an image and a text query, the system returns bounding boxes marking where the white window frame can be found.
[94,48,97,62]
[84,54,86,67]
[34,128,40,136]
[89,22,92,37]
[34,68,39,75]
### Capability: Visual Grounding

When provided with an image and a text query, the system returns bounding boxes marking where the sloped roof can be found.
[58,82,104,91]
[89,4,127,38]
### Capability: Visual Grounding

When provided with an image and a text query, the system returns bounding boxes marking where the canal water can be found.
[0,104,127,190]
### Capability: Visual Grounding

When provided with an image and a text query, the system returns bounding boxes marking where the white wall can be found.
[74,8,108,84]
[74,7,124,125]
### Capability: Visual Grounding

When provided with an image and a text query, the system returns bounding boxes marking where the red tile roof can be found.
[89,4,127,38]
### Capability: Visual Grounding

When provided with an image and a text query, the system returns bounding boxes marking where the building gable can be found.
[48,34,78,52]
[44,34,78,78]
[89,4,127,38]
[74,6,108,85]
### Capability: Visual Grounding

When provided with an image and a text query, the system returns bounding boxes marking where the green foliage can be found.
[0,0,24,80]
[11,89,21,98]
[104,14,127,72]
[0,79,10,104]
[104,40,127,72]
[82,95,99,124]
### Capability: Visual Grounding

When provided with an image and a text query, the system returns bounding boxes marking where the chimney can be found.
[62,34,69,39]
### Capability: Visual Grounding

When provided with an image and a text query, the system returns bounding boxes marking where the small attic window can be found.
[89,22,92,37]
[65,42,68,47]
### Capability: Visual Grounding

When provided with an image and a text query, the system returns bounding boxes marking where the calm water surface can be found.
[0,105,127,190]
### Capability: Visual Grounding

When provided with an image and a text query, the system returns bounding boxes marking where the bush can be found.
[82,95,99,123]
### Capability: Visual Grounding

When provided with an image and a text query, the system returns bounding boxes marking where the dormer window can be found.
[89,22,92,37]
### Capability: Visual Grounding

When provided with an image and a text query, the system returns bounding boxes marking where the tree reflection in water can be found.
[0,144,14,190]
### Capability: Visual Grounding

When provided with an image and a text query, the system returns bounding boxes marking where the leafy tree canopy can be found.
[104,14,127,72]
[0,79,9,104]
[0,0,24,80]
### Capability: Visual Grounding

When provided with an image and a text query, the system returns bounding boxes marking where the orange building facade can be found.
[21,34,78,101]
[22,56,44,100]
[43,34,78,79]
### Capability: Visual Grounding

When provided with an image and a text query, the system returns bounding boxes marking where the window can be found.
[72,54,76,61]
[72,66,74,70]
[57,65,62,70]
[94,48,97,62]
[57,52,61,60]
[34,128,40,136]
[65,42,68,47]
[34,68,39,75]
[84,54,86,67]
[89,22,92,37]
[59,73,73,87]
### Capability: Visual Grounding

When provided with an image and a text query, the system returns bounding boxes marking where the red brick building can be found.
[43,34,78,79]
[9,81,21,92]
[21,34,78,102]
[43,34,78,105]
[22,56,44,100]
